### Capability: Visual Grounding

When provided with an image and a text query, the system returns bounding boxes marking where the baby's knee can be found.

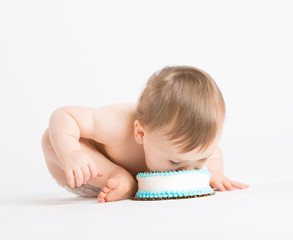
[41,128,53,151]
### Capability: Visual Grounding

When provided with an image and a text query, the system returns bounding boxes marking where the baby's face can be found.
[134,120,222,172]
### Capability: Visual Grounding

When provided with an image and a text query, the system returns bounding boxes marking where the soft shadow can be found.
[1,194,99,206]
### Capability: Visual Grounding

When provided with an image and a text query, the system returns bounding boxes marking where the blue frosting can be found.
[134,187,214,199]
[134,166,214,199]
[136,165,212,178]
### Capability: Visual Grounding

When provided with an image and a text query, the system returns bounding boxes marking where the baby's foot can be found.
[98,168,137,203]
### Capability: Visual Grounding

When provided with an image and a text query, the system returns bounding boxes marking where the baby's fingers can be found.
[88,161,103,180]
[73,169,84,187]
[81,165,91,184]
[212,180,226,192]
[223,180,234,191]
[66,170,75,188]
[230,180,249,189]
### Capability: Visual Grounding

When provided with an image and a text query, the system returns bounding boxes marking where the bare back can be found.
[88,103,147,177]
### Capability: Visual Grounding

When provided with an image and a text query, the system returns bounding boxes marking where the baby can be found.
[41,65,249,203]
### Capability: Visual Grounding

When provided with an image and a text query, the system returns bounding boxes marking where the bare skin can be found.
[42,103,146,202]
[41,102,249,203]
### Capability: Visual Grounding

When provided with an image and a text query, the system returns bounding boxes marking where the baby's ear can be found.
[134,120,145,144]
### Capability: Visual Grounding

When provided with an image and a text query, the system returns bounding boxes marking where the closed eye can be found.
[169,160,181,166]
[198,158,207,162]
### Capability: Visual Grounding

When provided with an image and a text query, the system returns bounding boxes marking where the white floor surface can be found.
[1,181,292,240]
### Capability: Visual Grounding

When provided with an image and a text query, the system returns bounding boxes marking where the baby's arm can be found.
[48,106,106,187]
[206,146,224,174]
[207,146,249,191]
[49,106,96,162]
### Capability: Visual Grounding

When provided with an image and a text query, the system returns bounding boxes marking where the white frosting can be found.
[137,172,211,192]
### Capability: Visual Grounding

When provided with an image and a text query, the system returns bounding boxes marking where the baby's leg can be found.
[41,129,137,202]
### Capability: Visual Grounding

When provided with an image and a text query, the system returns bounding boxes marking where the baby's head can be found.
[134,65,225,172]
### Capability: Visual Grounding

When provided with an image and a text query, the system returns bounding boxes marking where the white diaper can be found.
[57,180,102,198]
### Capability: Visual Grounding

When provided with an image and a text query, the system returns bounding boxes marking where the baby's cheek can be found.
[195,161,206,169]
[145,158,160,171]
[148,162,173,172]
[179,165,195,171]
[193,160,207,170]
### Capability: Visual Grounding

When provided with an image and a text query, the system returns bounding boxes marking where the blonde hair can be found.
[136,65,225,154]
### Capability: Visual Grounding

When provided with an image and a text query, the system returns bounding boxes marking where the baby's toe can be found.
[98,191,106,203]
[98,196,105,203]
[102,186,111,193]
[98,191,107,198]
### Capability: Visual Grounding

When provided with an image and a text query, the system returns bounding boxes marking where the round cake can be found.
[132,166,215,200]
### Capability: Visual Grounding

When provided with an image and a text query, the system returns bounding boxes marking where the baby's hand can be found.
[209,172,249,191]
[61,150,103,188]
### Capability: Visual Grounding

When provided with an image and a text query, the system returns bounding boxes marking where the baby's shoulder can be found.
[100,102,137,121]
[93,102,137,144]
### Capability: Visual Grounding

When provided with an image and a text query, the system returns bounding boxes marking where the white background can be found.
[0,1,292,239]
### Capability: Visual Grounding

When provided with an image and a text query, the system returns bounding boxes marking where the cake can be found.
[132,166,215,200]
